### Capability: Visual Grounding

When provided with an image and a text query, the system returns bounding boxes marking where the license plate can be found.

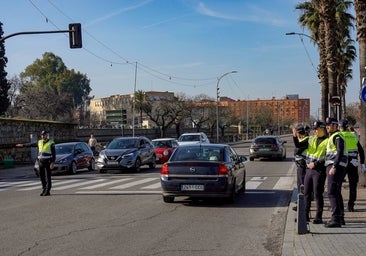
[259,148,270,151]
[181,184,204,191]
[107,160,119,165]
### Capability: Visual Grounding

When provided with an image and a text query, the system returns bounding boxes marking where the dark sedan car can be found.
[249,135,287,161]
[34,142,95,176]
[160,143,247,203]
[96,136,156,173]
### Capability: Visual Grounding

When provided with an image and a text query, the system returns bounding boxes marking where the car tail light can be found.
[218,163,229,175]
[161,163,169,175]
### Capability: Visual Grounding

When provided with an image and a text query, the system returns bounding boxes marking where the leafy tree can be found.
[142,94,190,137]
[17,52,92,122]
[0,21,11,116]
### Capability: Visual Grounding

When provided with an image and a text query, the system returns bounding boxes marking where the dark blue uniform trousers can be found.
[304,168,326,219]
[326,165,346,223]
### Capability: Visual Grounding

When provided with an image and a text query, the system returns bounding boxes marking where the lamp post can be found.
[216,70,238,143]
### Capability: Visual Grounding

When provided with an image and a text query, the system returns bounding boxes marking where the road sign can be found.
[361,85,366,103]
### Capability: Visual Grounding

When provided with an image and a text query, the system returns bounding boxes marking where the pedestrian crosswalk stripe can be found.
[1,176,294,193]
[142,182,161,189]
[18,179,82,191]
[273,177,293,190]
[109,178,157,189]
[79,178,133,190]
[53,179,107,190]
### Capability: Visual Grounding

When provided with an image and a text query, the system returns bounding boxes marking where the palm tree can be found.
[296,0,355,120]
[133,90,148,128]
[296,1,329,120]
[354,0,366,157]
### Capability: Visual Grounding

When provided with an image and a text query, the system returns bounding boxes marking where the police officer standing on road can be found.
[338,119,366,212]
[303,121,328,224]
[16,130,56,196]
[324,117,348,227]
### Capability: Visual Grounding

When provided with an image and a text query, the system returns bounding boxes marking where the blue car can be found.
[96,136,156,173]
[34,142,95,176]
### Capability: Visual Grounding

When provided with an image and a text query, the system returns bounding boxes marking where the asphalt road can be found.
[0,135,296,256]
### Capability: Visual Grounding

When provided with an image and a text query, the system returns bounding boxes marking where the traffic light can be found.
[69,23,82,48]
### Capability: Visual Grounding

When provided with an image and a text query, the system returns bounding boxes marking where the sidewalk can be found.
[282,179,366,255]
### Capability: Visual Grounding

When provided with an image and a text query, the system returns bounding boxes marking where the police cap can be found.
[313,121,326,129]
[325,117,338,125]
[338,119,348,128]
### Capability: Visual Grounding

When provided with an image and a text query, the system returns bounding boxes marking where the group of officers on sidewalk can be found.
[293,117,366,228]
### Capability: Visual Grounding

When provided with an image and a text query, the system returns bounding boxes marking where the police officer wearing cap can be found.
[303,121,328,224]
[16,130,55,196]
[338,119,366,212]
[292,125,309,205]
[324,117,348,227]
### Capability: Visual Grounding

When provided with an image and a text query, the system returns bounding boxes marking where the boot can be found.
[313,212,323,224]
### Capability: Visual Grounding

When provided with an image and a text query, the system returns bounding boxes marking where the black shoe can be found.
[292,205,297,211]
[313,218,323,224]
[40,189,46,196]
[42,191,51,196]
[341,218,346,226]
[348,205,354,212]
[324,220,341,228]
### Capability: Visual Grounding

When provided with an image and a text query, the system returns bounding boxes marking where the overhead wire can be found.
[29,0,218,88]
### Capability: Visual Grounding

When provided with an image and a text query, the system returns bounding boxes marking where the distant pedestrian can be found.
[88,133,97,155]
[16,130,55,196]
[338,119,366,212]
[324,117,348,228]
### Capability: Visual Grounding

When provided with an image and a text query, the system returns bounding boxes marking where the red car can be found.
[152,138,179,164]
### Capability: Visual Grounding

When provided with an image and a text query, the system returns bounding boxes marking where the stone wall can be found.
[0,118,77,164]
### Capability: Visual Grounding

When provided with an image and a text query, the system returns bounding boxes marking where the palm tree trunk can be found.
[354,0,366,186]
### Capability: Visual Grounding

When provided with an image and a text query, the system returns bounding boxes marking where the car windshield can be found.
[107,139,138,149]
[171,146,222,161]
[55,145,73,154]
[179,135,200,142]
[152,141,171,148]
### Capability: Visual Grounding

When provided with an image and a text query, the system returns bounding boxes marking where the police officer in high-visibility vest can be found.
[16,130,55,196]
[324,117,348,228]
[303,121,328,224]
[338,119,366,212]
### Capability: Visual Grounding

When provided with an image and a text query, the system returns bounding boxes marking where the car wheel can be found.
[249,157,254,161]
[163,196,174,203]
[99,169,107,173]
[88,158,95,171]
[69,161,77,175]
[135,158,141,172]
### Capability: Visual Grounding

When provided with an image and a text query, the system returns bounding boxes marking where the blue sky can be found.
[0,0,362,117]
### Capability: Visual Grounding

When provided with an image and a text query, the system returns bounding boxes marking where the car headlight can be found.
[122,152,134,159]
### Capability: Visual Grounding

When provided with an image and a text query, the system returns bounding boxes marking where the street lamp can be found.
[216,70,238,143]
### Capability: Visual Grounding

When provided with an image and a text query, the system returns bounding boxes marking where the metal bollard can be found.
[297,184,308,234]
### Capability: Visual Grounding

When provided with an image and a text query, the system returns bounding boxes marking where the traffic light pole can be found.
[0,23,82,48]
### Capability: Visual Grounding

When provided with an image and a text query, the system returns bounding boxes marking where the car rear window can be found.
[255,138,276,144]
[171,146,222,161]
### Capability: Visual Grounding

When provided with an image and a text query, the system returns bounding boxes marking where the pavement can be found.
[282,170,366,256]
[2,165,366,255]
